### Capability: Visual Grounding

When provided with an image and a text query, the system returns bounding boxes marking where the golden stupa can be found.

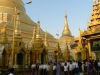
[0,0,57,47]
[58,13,74,57]
[59,13,74,43]
[0,0,57,68]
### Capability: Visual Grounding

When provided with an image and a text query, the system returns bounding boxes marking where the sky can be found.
[23,0,93,38]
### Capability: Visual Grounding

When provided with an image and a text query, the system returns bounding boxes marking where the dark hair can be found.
[9,68,14,73]
[64,62,67,66]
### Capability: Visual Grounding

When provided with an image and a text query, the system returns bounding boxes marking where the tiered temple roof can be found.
[82,0,100,37]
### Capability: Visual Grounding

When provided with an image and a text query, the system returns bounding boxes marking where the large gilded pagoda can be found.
[0,0,57,69]
[58,13,75,60]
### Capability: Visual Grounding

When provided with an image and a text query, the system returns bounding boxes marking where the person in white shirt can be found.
[46,62,50,75]
[64,62,69,75]
[69,61,74,75]
[38,64,43,75]
[8,73,13,75]
[67,61,70,67]
[53,63,56,75]
[75,61,79,74]
[98,61,100,67]
[43,64,47,75]
[98,61,100,75]
[8,68,14,75]
[31,63,36,75]
[61,62,64,72]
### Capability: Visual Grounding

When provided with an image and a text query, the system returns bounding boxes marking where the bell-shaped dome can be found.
[0,0,26,12]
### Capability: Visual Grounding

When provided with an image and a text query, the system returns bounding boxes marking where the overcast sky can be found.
[24,0,93,38]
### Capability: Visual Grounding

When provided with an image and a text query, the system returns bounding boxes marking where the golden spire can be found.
[36,20,41,39]
[55,42,62,59]
[64,43,70,61]
[98,0,100,10]
[62,13,71,36]
[32,26,36,39]
[56,42,60,51]
[93,0,96,3]
[44,31,49,48]
[30,26,36,44]
[88,0,99,27]
[79,28,83,48]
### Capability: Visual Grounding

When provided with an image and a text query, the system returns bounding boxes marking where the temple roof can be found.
[82,0,100,37]
[88,0,100,27]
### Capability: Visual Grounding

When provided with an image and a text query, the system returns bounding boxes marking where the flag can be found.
[56,33,59,36]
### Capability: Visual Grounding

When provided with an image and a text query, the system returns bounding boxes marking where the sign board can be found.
[91,39,100,51]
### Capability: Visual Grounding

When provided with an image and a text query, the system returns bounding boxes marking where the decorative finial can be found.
[37,18,40,24]
[64,12,67,18]
[79,28,83,35]
[93,0,96,2]
[93,0,97,3]
[36,20,41,39]
[62,13,72,36]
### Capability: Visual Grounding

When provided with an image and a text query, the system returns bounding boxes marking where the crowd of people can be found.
[31,59,100,75]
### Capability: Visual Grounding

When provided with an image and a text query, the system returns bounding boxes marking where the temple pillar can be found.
[14,53,17,65]
[87,39,92,60]
[36,51,39,63]
[28,55,30,65]
[25,54,27,65]
[6,54,9,66]
[82,50,85,60]
[75,53,77,60]
[46,54,48,63]
[32,53,35,63]
[25,54,28,68]
[39,53,41,63]
[84,50,86,60]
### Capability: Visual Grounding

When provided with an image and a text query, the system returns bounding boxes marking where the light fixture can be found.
[26,0,32,4]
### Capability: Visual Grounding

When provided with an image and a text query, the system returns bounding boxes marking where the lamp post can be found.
[11,0,32,68]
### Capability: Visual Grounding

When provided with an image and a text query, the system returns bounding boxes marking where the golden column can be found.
[12,6,16,67]
[87,39,92,60]
[25,54,28,67]
[39,53,41,63]
[14,54,17,65]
